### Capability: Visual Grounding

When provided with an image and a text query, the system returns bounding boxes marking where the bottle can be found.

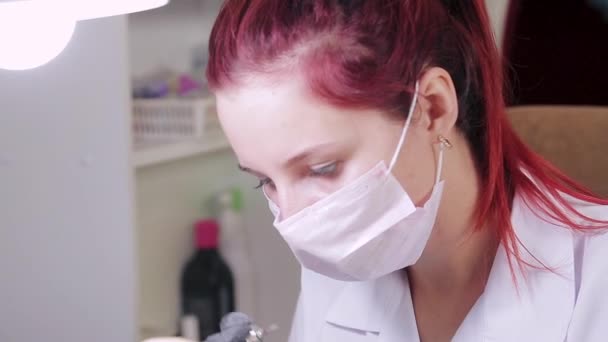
[180,219,235,341]
[214,188,257,317]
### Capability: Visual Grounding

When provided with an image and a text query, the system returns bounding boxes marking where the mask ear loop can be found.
[388,82,420,172]
[435,135,452,184]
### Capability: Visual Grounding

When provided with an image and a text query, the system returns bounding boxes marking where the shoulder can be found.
[563,194,608,256]
[562,197,608,340]
[568,196,608,274]
[559,189,608,220]
[515,185,608,248]
[508,190,608,340]
[543,192,608,269]
[511,188,608,294]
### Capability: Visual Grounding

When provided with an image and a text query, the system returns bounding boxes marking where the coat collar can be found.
[324,192,576,341]
[324,269,407,334]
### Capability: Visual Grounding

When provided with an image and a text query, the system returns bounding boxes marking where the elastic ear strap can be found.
[388,82,420,171]
[435,144,445,185]
[263,187,280,211]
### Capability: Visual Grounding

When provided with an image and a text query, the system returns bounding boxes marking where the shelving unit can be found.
[132,130,230,168]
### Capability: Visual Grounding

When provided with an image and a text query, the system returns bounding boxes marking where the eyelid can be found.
[252,160,341,190]
[310,161,339,175]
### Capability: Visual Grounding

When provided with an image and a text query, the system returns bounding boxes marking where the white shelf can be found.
[133,131,230,168]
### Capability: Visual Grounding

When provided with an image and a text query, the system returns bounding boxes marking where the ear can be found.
[414,67,459,139]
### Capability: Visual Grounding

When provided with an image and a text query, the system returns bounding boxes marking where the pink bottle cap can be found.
[194,219,219,249]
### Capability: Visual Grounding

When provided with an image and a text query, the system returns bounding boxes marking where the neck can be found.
[408,134,499,295]
[408,226,498,295]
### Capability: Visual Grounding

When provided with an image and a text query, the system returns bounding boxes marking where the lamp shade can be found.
[71,0,170,20]
[0,0,169,70]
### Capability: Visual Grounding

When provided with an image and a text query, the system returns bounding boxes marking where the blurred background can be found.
[0,1,606,342]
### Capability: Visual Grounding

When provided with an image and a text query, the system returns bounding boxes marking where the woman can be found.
[206,1,608,341]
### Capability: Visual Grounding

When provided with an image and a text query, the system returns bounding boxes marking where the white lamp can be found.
[0,0,169,70]
[72,0,170,20]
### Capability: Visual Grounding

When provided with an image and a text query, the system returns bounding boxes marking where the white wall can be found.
[0,17,136,342]
[128,0,223,77]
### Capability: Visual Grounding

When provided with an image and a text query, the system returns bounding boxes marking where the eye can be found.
[309,161,339,177]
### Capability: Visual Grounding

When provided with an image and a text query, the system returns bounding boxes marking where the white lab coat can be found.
[288,190,608,341]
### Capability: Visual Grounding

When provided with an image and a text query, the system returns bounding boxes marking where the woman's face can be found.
[215,75,438,219]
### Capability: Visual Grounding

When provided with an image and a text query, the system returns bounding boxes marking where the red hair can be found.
[207,0,608,272]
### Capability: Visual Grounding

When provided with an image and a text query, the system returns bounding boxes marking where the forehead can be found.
[213,74,404,176]
[215,77,361,164]
[215,76,353,131]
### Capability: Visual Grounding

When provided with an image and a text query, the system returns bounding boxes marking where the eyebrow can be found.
[237,142,339,176]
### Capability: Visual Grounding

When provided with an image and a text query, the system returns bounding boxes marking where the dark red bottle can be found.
[180,219,235,340]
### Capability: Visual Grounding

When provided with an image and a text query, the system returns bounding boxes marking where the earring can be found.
[438,135,452,149]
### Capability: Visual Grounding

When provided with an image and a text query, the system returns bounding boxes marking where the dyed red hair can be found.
[206,0,608,273]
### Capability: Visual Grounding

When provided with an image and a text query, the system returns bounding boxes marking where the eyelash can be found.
[254,178,272,189]
[309,162,339,177]
[253,162,341,190]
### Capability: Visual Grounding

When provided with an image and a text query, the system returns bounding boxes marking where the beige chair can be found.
[508,106,608,198]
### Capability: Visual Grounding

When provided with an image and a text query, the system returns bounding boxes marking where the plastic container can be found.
[132,98,217,144]
[215,189,256,317]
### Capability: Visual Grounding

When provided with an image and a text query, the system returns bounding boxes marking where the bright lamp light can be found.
[73,0,170,21]
[0,1,76,70]
[0,0,169,71]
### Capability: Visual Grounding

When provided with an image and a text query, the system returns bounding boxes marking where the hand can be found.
[205,325,251,342]
[142,338,194,342]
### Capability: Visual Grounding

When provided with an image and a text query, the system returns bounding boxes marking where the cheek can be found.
[392,137,437,206]
[266,181,330,219]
